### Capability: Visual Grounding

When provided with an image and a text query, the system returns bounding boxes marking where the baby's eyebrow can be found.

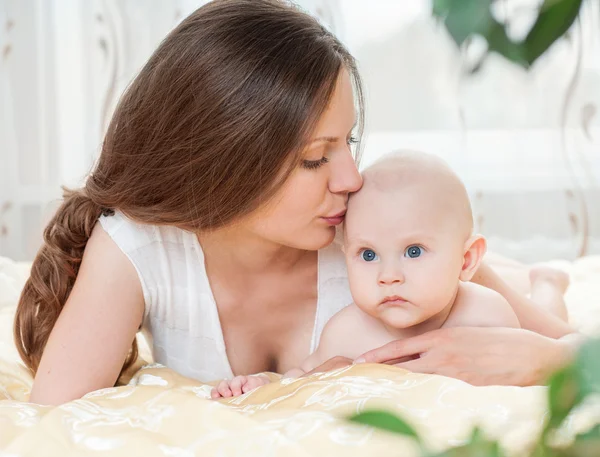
[405,235,435,245]
[346,238,374,248]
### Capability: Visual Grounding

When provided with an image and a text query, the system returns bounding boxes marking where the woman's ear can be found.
[460,235,487,282]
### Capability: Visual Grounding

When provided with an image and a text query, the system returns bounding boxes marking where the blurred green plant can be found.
[348,338,600,456]
[432,0,584,69]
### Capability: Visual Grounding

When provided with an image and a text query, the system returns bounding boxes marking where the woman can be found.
[14,0,578,406]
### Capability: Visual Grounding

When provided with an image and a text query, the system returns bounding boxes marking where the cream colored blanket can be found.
[1,256,599,456]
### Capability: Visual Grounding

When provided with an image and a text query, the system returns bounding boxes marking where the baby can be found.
[211,151,565,398]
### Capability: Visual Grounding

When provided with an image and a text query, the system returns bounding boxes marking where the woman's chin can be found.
[313,226,337,249]
[293,226,337,251]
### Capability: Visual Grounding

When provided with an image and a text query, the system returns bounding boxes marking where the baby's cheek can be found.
[408,266,440,294]
[417,267,458,309]
[409,265,436,287]
[348,265,377,309]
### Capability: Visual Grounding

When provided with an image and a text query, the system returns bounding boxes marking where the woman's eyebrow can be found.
[310,136,338,144]
[310,121,358,144]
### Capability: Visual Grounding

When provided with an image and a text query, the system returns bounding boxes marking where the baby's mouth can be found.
[380,295,408,306]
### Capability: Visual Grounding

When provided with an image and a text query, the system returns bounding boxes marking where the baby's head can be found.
[343,150,486,329]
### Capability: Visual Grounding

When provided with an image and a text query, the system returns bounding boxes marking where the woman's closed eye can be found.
[302,134,357,170]
[302,156,329,170]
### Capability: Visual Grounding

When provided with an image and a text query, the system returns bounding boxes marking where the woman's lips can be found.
[321,210,346,226]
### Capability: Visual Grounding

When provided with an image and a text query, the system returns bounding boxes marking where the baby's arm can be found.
[446,282,521,329]
[282,340,338,379]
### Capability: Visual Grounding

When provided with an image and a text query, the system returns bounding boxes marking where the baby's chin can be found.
[356,302,425,329]
[378,308,425,329]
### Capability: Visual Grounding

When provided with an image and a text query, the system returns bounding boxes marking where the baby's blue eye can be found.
[361,249,378,262]
[405,245,422,258]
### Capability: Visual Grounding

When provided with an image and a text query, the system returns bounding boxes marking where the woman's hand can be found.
[355,327,576,386]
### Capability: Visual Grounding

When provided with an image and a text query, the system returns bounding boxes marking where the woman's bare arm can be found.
[29,224,145,405]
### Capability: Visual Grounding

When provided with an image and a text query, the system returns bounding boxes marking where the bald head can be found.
[353,150,474,237]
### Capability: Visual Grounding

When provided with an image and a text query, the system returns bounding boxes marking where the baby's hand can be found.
[282,367,306,379]
[210,374,271,399]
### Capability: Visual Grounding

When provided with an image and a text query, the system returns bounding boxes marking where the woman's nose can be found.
[329,150,362,194]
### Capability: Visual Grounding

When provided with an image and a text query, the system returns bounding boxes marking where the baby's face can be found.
[344,186,467,329]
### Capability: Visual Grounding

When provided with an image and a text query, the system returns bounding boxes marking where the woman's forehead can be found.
[312,69,356,135]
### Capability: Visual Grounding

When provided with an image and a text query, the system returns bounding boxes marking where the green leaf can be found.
[524,0,583,66]
[349,410,421,442]
[432,0,496,46]
[546,364,581,432]
[544,338,600,436]
[574,338,600,399]
[432,0,527,67]
[430,428,505,457]
[485,22,527,67]
[433,0,583,70]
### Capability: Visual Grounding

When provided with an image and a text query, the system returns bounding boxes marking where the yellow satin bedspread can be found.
[1,256,599,456]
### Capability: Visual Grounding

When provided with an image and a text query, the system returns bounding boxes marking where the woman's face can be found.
[247,69,362,250]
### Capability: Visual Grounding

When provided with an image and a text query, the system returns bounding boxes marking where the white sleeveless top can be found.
[98,211,352,382]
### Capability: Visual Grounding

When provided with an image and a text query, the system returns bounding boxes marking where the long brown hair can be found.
[14,0,364,378]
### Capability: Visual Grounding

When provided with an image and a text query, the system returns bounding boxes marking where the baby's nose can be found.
[377,266,404,285]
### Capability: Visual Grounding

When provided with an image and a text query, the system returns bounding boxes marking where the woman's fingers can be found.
[395,356,434,374]
[360,327,570,386]
[366,355,419,366]
[355,332,437,364]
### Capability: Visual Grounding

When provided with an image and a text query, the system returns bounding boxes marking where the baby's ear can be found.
[459,235,487,282]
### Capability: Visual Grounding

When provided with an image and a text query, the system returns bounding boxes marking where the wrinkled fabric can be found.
[1,256,599,456]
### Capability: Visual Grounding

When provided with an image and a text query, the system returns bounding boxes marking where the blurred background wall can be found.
[1,0,599,262]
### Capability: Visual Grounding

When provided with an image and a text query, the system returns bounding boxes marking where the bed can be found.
[1,255,599,456]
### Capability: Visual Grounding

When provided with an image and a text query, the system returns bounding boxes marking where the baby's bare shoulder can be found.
[445,282,520,329]
[321,304,376,338]
[317,304,392,360]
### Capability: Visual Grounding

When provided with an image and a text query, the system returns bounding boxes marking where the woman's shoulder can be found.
[98,210,193,254]
[97,210,207,322]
